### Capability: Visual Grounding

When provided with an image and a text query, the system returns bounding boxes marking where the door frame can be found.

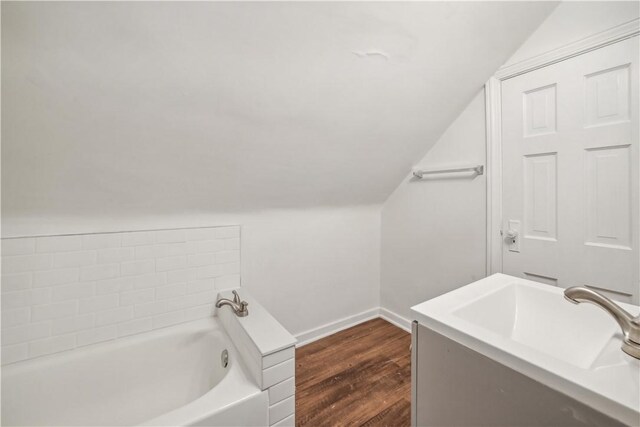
[485,18,640,276]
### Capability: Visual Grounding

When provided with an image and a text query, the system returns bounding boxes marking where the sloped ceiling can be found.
[2,1,556,217]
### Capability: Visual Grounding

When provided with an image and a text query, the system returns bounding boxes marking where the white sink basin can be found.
[411,274,640,426]
[453,283,617,369]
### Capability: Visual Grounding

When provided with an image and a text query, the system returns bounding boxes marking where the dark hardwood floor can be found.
[295,318,411,427]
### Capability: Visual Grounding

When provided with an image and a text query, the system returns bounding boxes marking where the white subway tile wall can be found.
[1,226,241,364]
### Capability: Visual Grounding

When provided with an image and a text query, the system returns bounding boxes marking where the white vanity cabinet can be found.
[411,323,624,426]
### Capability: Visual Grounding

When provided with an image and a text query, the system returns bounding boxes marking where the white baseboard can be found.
[295,307,411,347]
[379,307,412,332]
[295,308,380,347]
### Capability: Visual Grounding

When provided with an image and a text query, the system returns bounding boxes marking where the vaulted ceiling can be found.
[2,1,556,217]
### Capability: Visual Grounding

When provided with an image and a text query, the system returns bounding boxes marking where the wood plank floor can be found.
[295,318,411,427]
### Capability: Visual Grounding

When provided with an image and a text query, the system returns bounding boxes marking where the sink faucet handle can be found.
[232,290,241,304]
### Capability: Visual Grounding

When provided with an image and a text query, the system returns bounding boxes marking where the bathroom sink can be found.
[452,283,617,369]
[411,274,640,426]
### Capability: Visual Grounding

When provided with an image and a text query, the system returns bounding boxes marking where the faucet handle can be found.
[232,290,241,304]
[237,300,249,317]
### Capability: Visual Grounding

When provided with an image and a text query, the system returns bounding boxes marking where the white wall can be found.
[238,208,380,337]
[2,206,381,340]
[381,92,486,321]
[380,1,640,321]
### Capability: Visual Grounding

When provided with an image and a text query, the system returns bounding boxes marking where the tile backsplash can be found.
[1,226,240,365]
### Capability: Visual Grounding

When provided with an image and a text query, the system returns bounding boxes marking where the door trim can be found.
[495,19,640,81]
[485,18,640,276]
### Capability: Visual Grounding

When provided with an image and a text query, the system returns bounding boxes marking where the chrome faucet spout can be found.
[564,286,640,359]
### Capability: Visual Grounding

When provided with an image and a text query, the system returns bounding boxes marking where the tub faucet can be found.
[564,286,640,360]
[216,290,249,317]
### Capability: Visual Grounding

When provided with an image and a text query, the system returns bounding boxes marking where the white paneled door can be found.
[501,37,639,303]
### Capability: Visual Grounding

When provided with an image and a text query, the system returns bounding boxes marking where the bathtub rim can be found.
[2,317,264,426]
[2,317,224,372]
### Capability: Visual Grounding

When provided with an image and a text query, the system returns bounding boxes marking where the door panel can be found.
[501,36,639,303]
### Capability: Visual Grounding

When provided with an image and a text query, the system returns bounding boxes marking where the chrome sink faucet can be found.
[216,290,249,317]
[564,286,640,360]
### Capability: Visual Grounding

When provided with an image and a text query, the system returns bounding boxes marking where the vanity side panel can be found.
[414,325,624,427]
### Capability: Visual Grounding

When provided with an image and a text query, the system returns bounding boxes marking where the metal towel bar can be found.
[412,165,484,179]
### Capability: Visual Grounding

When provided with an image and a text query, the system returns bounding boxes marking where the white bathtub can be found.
[1,318,268,426]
